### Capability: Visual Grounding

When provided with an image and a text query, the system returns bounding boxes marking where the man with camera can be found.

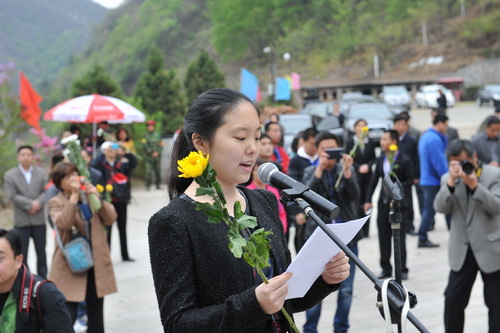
[434,139,500,333]
[301,131,360,333]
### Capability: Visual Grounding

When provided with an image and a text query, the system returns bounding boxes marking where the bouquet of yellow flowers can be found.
[61,135,102,213]
[96,184,113,202]
[177,151,299,333]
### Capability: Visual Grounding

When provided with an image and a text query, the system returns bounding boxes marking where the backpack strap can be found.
[18,264,49,329]
[103,161,123,174]
[18,264,34,315]
[33,279,49,324]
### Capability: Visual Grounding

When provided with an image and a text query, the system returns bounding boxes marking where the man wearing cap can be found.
[142,120,163,190]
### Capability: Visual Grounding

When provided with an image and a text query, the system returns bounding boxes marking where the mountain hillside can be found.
[0,0,107,86]
[8,0,499,109]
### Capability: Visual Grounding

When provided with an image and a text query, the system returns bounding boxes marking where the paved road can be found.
[31,102,496,332]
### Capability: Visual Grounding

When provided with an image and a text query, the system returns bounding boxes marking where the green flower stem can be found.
[334,139,360,189]
[256,267,300,333]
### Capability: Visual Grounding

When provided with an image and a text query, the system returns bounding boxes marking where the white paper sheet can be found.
[285,215,369,299]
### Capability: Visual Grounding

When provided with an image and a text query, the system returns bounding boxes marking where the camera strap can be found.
[476,167,482,179]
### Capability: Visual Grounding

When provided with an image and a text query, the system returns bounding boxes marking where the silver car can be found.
[415,84,455,109]
[380,85,411,113]
[343,103,395,144]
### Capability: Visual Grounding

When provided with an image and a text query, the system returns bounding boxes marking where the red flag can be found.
[19,72,42,131]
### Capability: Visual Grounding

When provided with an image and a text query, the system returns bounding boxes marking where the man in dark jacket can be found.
[393,113,419,236]
[365,130,415,280]
[301,131,360,333]
[0,228,73,332]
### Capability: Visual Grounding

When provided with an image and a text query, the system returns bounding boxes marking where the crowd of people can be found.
[1,87,499,332]
[2,120,163,332]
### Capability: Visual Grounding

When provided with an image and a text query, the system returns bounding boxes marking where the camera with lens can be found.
[459,160,474,175]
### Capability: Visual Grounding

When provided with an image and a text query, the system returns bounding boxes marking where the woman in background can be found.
[344,118,376,237]
[48,162,117,333]
[246,158,288,235]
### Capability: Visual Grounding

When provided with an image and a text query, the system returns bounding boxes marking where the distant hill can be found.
[28,0,500,109]
[0,0,107,87]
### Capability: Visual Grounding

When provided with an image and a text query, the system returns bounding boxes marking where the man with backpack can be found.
[0,228,73,332]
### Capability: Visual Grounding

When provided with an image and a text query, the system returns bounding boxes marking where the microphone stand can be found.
[281,181,428,333]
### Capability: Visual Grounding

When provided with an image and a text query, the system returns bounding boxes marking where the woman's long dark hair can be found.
[166,88,259,199]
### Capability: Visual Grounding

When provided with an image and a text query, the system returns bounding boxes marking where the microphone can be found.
[258,162,340,219]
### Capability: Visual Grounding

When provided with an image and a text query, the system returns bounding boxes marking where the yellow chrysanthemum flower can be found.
[141,138,147,144]
[362,126,369,133]
[389,144,398,152]
[96,184,104,193]
[106,184,114,193]
[177,151,209,178]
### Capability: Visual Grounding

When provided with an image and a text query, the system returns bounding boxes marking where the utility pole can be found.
[421,21,428,47]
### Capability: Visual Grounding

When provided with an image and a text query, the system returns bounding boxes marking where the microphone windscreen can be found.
[257,162,277,185]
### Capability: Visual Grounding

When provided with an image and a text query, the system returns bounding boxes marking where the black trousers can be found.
[376,205,408,274]
[15,225,47,278]
[107,201,130,260]
[444,249,500,333]
[67,269,105,333]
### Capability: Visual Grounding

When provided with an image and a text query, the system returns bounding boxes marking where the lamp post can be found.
[283,52,291,73]
[263,46,276,98]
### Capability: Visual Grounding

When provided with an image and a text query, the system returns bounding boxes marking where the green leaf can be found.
[213,181,226,206]
[228,242,243,258]
[196,186,215,197]
[195,202,216,213]
[228,230,247,247]
[236,215,258,230]
[233,201,243,219]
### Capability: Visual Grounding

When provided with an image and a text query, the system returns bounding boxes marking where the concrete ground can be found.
[25,102,494,332]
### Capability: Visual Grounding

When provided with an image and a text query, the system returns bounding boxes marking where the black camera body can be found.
[460,160,474,175]
[325,148,343,160]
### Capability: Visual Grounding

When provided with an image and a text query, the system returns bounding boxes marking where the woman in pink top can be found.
[246,158,288,234]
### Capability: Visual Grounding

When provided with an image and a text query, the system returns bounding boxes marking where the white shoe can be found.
[73,319,87,333]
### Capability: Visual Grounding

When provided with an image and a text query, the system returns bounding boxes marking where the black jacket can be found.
[11,265,73,333]
[365,151,415,210]
[148,187,339,332]
[398,133,420,178]
[91,152,138,201]
[300,163,361,246]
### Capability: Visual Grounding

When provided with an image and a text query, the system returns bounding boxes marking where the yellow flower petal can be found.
[177,151,209,178]
[106,184,114,192]
[362,126,369,133]
[389,144,398,152]
[96,184,104,193]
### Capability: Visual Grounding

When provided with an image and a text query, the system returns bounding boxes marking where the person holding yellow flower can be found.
[148,88,350,333]
[343,119,377,236]
[364,130,414,280]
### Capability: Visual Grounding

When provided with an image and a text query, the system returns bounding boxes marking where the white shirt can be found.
[18,164,34,185]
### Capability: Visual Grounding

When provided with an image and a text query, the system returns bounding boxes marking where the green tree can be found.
[0,63,24,189]
[71,64,123,98]
[207,0,282,60]
[184,50,225,103]
[134,46,168,113]
[134,46,186,134]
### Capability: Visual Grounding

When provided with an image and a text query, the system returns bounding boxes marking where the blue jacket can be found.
[418,128,448,186]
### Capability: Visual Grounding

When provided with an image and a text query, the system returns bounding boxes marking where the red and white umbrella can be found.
[43,94,145,124]
[44,94,146,157]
